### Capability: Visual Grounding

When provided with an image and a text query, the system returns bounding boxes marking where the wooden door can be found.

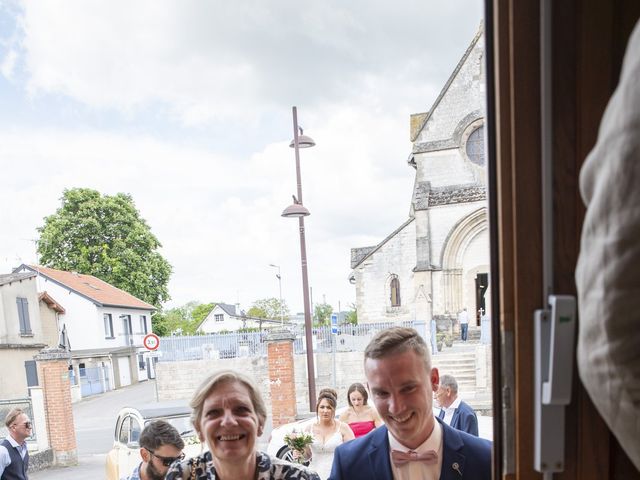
[489,0,640,478]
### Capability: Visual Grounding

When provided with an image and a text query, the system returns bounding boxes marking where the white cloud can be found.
[0,0,483,313]
[0,106,413,311]
[16,0,482,125]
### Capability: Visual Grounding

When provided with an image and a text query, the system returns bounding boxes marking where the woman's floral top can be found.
[165,450,321,480]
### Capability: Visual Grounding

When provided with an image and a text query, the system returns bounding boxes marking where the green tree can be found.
[192,302,216,325]
[247,297,290,321]
[153,300,215,336]
[37,188,172,309]
[344,303,358,325]
[314,302,333,326]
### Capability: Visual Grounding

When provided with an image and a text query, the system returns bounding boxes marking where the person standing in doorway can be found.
[458,308,469,342]
[0,408,32,480]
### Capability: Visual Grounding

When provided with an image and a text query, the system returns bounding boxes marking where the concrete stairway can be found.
[432,344,477,391]
[431,330,493,415]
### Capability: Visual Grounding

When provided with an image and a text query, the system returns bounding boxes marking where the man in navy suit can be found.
[329,327,491,480]
[434,374,479,436]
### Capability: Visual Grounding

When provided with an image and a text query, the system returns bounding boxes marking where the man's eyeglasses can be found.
[13,422,32,429]
[147,449,185,467]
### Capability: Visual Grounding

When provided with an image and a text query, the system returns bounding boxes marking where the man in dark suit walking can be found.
[329,327,491,480]
[434,374,479,436]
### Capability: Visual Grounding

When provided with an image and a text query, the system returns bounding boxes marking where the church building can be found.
[349,26,489,331]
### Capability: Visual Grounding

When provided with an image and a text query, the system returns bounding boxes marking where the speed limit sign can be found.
[143,333,160,351]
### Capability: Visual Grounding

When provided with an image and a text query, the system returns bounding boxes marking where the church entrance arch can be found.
[440,208,489,317]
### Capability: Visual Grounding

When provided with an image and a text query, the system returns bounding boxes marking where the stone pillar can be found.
[266,330,297,428]
[34,348,77,466]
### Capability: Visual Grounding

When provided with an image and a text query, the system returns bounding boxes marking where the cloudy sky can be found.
[0,0,483,314]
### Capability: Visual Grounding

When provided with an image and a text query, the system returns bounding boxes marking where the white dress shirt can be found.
[440,396,462,426]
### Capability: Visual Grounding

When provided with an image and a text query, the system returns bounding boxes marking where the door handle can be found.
[534,295,576,474]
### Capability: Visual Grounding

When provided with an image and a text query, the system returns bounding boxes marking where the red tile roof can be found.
[27,265,155,311]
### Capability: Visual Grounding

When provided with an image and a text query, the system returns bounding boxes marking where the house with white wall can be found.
[16,265,155,393]
[0,271,63,399]
[197,303,280,332]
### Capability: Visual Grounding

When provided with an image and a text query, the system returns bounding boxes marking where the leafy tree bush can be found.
[344,304,358,325]
[247,297,290,321]
[153,301,216,336]
[314,302,333,326]
[37,188,172,309]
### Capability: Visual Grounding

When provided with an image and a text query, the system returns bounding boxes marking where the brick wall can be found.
[266,333,296,427]
[34,348,77,466]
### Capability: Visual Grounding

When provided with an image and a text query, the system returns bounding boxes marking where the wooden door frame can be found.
[489,0,640,478]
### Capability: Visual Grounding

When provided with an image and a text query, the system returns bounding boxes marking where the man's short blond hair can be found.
[4,408,25,429]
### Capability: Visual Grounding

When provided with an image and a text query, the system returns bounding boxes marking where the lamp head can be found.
[282,203,311,217]
[289,134,316,149]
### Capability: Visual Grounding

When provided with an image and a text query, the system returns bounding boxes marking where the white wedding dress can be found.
[308,422,344,480]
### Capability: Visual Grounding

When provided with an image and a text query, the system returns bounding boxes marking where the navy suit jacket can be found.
[450,401,479,437]
[329,418,491,480]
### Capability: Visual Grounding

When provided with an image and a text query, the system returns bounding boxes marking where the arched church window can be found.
[390,276,401,307]
[465,125,485,166]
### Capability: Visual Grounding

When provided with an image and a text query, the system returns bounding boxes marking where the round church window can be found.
[465,125,485,166]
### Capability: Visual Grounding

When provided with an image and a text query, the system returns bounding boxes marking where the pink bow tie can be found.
[391,449,438,466]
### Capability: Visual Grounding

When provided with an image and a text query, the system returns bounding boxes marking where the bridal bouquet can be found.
[283,429,314,463]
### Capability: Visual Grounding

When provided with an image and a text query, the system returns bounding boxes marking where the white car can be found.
[105,403,203,480]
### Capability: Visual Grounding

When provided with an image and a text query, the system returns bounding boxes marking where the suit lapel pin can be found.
[452,462,462,476]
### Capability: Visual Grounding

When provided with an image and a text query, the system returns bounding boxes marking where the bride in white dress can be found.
[304,388,355,479]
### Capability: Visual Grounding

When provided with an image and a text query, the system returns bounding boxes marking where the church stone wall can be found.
[353,222,416,324]
[350,28,488,334]
[415,150,475,188]
[429,202,485,267]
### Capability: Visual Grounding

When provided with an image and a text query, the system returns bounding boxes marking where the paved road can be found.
[31,380,158,479]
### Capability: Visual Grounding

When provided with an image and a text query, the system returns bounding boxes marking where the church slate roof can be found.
[350,247,377,268]
[410,22,484,144]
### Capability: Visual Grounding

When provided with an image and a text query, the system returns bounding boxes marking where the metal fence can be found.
[157,331,268,362]
[157,320,425,361]
[291,320,422,353]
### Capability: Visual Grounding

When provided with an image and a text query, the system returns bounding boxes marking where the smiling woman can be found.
[165,370,320,480]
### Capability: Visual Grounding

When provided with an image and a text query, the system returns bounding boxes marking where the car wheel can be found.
[276,446,309,466]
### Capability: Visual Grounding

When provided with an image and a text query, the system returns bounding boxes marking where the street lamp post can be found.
[269,264,284,325]
[281,105,317,412]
